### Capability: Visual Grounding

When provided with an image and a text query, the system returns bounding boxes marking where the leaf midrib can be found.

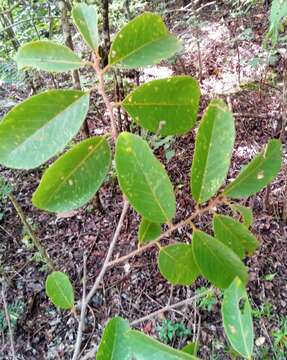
[125,102,193,107]
[7,93,87,158]
[110,33,176,66]
[224,144,276,195]
[54,276,73,308]
[196,112,217,202]
[20,58,84,66]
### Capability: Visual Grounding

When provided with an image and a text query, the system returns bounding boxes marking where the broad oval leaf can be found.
[222,277,254,359]
[97,317,199,360]
[224,139,282,198]
[213,215,259,259]
[15,40,85,72]
[138,218,161,244]
[231,204,253,228]
[115,132,176,223]
[122,76,200,136]
[45,271,74,310]
[126,330,199,360]
[0,90,89,169]
[109,12,181,68]
[72,4,98,50]
[97,317,131,360]
[192,230,248,289]
[158,243,199,285]
[191,99,235,204]
[32,137,111,212]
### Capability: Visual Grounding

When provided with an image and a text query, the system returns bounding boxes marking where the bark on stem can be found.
[92,53,118,140]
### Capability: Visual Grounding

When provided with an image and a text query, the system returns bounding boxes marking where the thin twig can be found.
[72,200,129,360]
[8,193,55,270]
[108,196,223,268]
[130,289,212,327]
[1,281,17,360]
[80,289,212,360]
[92,52,118,141]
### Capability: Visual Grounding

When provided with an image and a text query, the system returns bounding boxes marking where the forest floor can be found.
[0,2,287,360]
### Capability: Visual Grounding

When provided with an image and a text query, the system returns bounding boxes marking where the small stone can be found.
[255,336,266,347]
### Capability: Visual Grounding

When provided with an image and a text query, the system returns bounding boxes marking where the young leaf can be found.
[72,4,98,50]
[15,40,85,72]
[109,12,181,68]
[115,132,176,223]
[192,231,248,289]
[45,271,74,310]
[224,139,282,198]
[138,218,161,244]
[122,76,200,136]
[0,90,89,169]
[222,277,254,359]
[230,204,253,228]
[97,317,131,360]
[32,137,111,213]
[158,243,199,285]
[126,330,199,359]
[191,99,235,204]
[213,215,259,259]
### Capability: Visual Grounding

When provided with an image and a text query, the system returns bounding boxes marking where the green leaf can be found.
[191,99,235,204]
[138,218,161,244]
[122,76,200,136]
[72,4,98,50]
[115,132,176,223]
[32,137,111,212]
[0,90,89,169]
[230,204,253,228]
[181,342,199,356]
[192,231,248,289]
[97,317,131,360]
[222,277,254,359]
[45,271,74,310]
[126,330,199,359]
[158,243,199,285]
[213,215,259,259]
[266,0,287,45]
[224,140,282,198]
[15,40,85,72]
[109,12,181,68]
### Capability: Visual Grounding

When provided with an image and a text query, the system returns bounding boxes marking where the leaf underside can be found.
[0,90,89,169]
[109,12,181,68]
